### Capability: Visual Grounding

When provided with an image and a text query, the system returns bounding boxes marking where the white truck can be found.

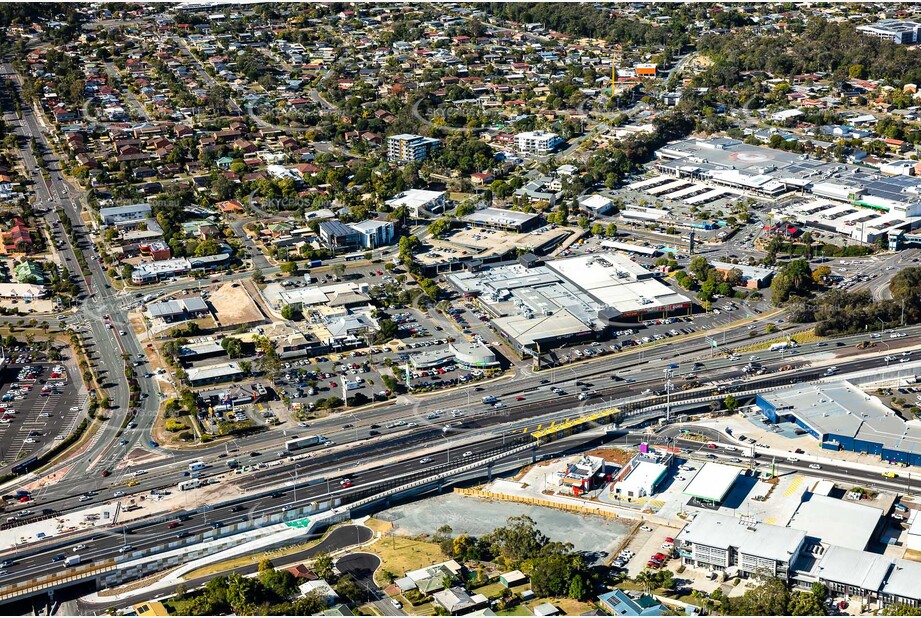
[64,555,82,567]
[481,395,497,404]
[769,341,795,352]
[188,461,206,472]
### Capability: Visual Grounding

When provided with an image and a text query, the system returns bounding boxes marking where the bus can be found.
[285,435,327,452]
[189,461,206,472]
[343,252,365,262]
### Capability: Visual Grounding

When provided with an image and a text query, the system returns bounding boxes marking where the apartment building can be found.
[387,134,441,163]
[515,130,562,155]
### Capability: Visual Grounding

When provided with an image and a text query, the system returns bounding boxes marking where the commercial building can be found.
[676,511,806,578]
[578,194,614,215]
[515,130,562,155]
[655,138,921,243]
[755,381,921,465]
[348,220,394,249]
[461,207,540,232]
[14,261,44,284]
[385,189,446,217]
[447,252,691,355]
[100,203,152,225]
[318,220,363,253]
[410,341,498,370]
[711,261,774,289]
[683,462,740,506]
[146,296,210,322]
[387,134,441,163]
[786,494,882,552]
[186,361,244,387]
[131,254,230,284]
[857,19,921,44]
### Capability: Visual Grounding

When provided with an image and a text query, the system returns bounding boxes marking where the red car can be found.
[340,479,353,488]
[330,381,337,388]
[664,537,674,544]
[653,552,667,561]
[516,396,525,401]
[647,560,661,568]
[167,522,180,529]
[18,496,30,503]
[705,443,717,449]
[101,469,111,478]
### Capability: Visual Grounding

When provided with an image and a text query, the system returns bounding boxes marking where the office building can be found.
[857,19,921,44]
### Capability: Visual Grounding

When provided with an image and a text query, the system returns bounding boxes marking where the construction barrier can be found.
[453,488,620,520]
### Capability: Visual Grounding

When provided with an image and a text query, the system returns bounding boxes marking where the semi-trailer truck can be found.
[285,435,327,452]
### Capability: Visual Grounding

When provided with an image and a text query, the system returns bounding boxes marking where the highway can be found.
[0,336,916,591]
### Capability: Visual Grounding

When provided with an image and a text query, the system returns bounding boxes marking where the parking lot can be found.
[0,356,85,472]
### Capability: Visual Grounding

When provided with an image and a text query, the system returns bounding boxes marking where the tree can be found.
[221,337,243,358]
[334,574,368,603]
[606,222,617,237]
[724,267,744,288]
[313,551,334,580]
[280,261,298,275]
[688,256,712,281]
[723,394,739,413]
[195,239,222,257]
[333,263,346,279]
[568,573,590,600]
[377,318,398,343]
[253,268,265,284]
[280,304,301,321]
[812,265,831,285]
[726,576,790,616]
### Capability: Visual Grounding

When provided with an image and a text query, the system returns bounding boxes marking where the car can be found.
[119,545,134,553]
[462,451,474,457]
[250,451,261,457]
[419,458,432,464]
[640,525,653,532]
[73,544,86,552]
[391,600,402,609]
[101,469,110,478]
[0,560,13,568]
[515,396,525,401]
[51,554,66,563]
[211,522,223,529]
[113,491,125,498]
[231,505,245,512]
[167,522,180,529]
[176,531,192,539]
[786,457,799,463]
[340,479,353,488]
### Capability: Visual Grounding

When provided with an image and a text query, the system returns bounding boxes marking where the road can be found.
[1,65,163,483]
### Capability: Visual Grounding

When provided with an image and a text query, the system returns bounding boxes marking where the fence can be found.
[453,487,621,520]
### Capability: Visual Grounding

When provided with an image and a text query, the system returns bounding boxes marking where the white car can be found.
[23,438,36,444]
[419,458,432,464]
[114,491,125,498]
[808,464,821,470]
[462,451,473,458]
[390,599,402,609]
[73,544,86,552]
[69,406,80,412]
[640,525,653,532]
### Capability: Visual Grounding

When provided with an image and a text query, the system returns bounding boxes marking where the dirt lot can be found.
[210,282,265,328]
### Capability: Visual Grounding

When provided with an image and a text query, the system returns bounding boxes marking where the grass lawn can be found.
[471,581,507,599]
[527,597,596,615]
[366,534,448,587]
[497,605,532,616]
[363,517,394,535]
